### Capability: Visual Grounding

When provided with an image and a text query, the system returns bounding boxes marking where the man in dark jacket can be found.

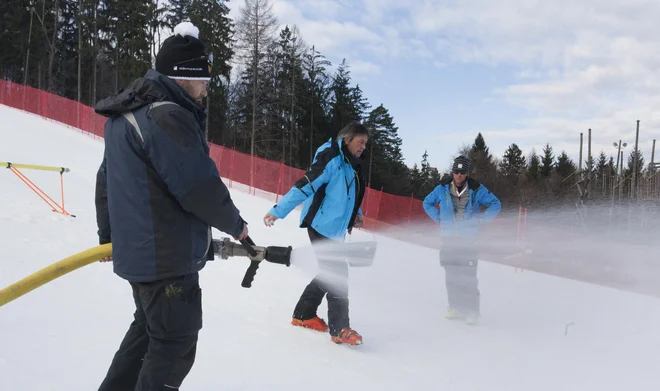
[423,155,501,325]
[263,121,368,346]
[94,22,247,391]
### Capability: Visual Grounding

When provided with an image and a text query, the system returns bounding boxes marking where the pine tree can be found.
[96,0,153,94]
[363,104,408,193]
[0,1,34,83]
[409,163,422,196]
[541,143,554,177]
[625,149,645,179]
[78,0,104,105]
[56,0,79,98]
[468,132,496,186]
[28,0,61,93]
[165,0,191,27]
[300,44,331,167]
[350,84,371,122]
[583,155,596,178]
[329,59,360,134]
[471,132,489,155]
[275,25,307,166]
[411,150,441,198]
[170,0,234,142]
[596,151,609,179]
[500,143,526,178]
[527,150,541,181]
[555,151,575,178]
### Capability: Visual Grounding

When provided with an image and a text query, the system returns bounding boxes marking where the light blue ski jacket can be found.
[268,138,365,240]
[423,175,501,237]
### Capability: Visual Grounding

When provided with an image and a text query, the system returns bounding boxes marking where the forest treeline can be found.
[2,0,657,209]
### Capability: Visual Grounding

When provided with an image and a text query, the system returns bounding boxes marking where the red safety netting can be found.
[0,79,522,243]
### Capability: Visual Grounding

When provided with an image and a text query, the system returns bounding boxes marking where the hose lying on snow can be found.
[0,236,293,308]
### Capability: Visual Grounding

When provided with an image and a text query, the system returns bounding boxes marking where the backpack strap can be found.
[121,101,181,144]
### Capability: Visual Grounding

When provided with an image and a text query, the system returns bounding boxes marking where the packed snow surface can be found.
[1,104,659,390]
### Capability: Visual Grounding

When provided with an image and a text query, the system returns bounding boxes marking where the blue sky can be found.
[226,0,660,171]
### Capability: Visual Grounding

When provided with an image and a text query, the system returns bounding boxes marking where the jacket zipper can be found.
[342,157,358,231]
[447,185,473,235]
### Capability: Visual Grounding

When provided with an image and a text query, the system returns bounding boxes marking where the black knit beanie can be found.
[155,22,212,81]
[452,155,471,174]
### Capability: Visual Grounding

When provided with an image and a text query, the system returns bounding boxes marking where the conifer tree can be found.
[541,143,555,177]
[528,150,541,181]
[364,104,408,193]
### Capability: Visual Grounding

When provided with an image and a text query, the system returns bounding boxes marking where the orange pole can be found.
[229,147,235,188]
[516,205,522,273]
[10,167,63,213]
[522,208,527,272]
[275,161,284,203]
[8,167,71,216]
[374,186,384,230]
[60,172,65,212]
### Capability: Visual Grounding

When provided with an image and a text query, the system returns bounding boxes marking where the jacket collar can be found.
[440,174,481,191]
[328,137,363,168]
[94,69,206,123]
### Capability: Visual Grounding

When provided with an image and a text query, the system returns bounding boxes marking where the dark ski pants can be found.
[440,242,480,316]
[98,272,202,391]
[292,228,350,337]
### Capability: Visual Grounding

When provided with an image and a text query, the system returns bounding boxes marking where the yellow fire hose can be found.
[0,243,111,307]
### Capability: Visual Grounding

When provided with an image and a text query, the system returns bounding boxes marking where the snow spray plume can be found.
[366,200,660,297]
[287,239,378,292]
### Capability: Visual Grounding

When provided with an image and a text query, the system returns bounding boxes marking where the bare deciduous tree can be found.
[234,0,278,188]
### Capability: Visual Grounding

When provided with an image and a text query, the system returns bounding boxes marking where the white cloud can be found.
[227,1,389,71]
[404,0,660,163]
[293,19,384,53]
[227,0,660,166]
[346,60,381,79]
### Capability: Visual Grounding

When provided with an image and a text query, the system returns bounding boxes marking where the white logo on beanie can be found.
[458,164,463,168]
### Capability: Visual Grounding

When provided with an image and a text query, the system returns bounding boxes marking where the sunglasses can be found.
[453,170,467,175]
[174,52,214,66]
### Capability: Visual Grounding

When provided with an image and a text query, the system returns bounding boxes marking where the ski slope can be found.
[1,103,659,391]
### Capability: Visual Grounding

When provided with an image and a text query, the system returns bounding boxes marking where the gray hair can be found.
[337,120,369,142]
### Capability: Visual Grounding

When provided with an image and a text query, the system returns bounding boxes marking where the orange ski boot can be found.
[291,316,329,332]
[331,328,363,345]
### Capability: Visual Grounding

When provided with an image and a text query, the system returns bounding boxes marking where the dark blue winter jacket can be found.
[94,69,244,282]
[423,175,501,237]
[268,138,366,240]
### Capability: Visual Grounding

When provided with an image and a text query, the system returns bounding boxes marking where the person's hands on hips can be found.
[234,221,248,240]
[263,213,278,227]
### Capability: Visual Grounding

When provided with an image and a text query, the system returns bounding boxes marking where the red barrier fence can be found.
[7,80,659,297]
[0,79,437,228]
[0,79,520,236]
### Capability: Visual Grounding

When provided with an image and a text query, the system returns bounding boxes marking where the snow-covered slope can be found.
[1,104,659,391]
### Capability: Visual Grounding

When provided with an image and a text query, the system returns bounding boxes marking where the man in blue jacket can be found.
[94,22,247,390]
[423,155,501,324]
[263,121,368,346]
